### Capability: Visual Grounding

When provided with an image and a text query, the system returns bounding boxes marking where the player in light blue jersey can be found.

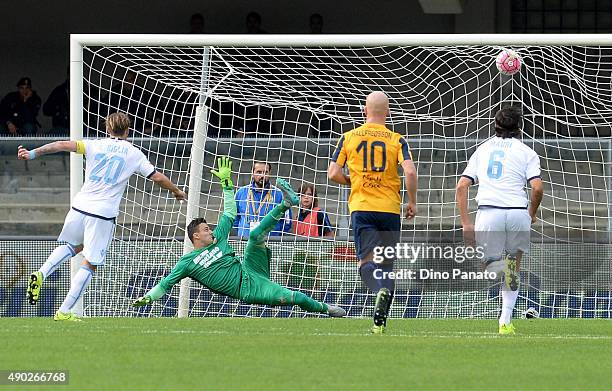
[456,107,544,334]
[18,112,186,321]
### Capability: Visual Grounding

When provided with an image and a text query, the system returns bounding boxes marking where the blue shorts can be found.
[351,211,401,262]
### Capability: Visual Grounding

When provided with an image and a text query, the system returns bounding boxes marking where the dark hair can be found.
[253,161,272,172]
[190,13,204,23]
[299,182,318,207]
[494,106,522,139]
[187,217,207,243]
[310,13,323,23]
[246,11,261,23]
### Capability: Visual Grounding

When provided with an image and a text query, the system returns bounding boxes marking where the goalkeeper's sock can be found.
[359,262,382,293]
[291,290,328,314]
[499,288,519,326]
[39,244,76,280]
[250,203,287,243]
[58,266,94,313]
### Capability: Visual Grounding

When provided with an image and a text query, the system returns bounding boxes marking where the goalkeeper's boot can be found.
[504,255,520,291]
[26,271,43,305]
[53,311,82,322]
[327,305,346,318]
[276,178,299,207]
[372,288,391,333]
[498,323,516,335]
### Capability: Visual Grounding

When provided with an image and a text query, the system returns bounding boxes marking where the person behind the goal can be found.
[455,106,544,335]
[132,157,346,318]
[18,112,186,321]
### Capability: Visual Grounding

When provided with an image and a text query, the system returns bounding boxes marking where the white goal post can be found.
[69,34,612,319]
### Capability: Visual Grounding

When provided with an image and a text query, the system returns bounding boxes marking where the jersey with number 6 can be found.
[72,138,156,218]
[462,137,541,208]
[331,123,412,214]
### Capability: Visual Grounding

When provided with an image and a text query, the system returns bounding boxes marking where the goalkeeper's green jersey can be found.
[157,206,242,298]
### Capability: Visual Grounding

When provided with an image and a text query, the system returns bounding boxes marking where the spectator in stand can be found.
[234,161,292,238]
[0,77,42,136]
[246,11,267,34]
[309,13,323,34]
[101,70,148,134]
[43,75,69,135]
[189,13,204,34]
[294,182,334,238]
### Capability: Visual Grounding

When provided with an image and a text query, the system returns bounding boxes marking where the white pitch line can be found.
[3,325,610,340]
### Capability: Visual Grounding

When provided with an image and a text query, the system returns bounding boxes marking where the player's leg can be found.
[475,208,506,274]
[54,260,95,321]
[28,209,85,305]
[475,208,512,333]
[249,178,299,243]
[499,209,531,334]
[55,215,115,321]
[241,273,345,317]
[373,213,401,332]
[243,178,299,277]
[352,212,383,294]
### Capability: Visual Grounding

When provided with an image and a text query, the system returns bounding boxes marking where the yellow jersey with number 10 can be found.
[331,123,412,215]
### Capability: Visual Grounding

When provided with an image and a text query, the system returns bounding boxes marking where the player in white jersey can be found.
[17,112,186,321]
[455,107,544,335]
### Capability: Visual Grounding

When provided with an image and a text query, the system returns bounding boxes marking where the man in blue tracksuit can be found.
[234,161,292,238]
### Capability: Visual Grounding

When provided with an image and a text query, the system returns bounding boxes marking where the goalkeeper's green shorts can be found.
[239,242,294,306]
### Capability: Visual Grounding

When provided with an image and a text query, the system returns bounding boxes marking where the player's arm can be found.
[328,135,350,185]
[327,162,350,185]
[455,176,473,227]
[528,178,544,224]
[17,140,80,160]
[132,260,187,306]
[402,159,418,219]
[398,136,417,219]
[525,151,543,224]
[211,157,237,239]
[455,176,475,245]
[456,149,479,231]
[149,171,187,201]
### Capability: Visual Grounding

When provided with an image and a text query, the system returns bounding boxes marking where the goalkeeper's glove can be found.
[211,156,234,189]
[132,295,153,307]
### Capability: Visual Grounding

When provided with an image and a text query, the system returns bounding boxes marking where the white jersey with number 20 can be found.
[462,137,540,208]
[72,138,156,218]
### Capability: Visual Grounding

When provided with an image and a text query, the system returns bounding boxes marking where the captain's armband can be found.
[75,140,86,155]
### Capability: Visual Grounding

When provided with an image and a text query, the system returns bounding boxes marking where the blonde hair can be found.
[106,112,130,136]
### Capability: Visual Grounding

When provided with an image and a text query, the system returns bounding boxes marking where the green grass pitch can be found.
[1,318,610,390]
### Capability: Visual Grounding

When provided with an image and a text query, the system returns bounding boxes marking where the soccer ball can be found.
[496,49,522,76]
[521,307,539,319]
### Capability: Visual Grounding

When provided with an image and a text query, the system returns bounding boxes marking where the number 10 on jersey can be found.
[356,141,387,172]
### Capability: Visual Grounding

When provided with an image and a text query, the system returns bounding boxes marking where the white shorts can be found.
[475,207,531,261]
[57,208,116,266]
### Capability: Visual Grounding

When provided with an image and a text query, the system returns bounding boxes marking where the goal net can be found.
[72,35,611,319]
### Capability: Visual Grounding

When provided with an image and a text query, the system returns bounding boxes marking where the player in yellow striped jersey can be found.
[328,91,417,333]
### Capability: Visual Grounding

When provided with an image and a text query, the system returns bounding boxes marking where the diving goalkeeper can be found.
[132,157,346,317]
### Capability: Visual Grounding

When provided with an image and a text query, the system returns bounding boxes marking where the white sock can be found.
[499,288,519,326]
[58,267,94,313]
[39,244,76,280]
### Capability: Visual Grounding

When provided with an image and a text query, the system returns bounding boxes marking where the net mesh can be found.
[72,43,612,318]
